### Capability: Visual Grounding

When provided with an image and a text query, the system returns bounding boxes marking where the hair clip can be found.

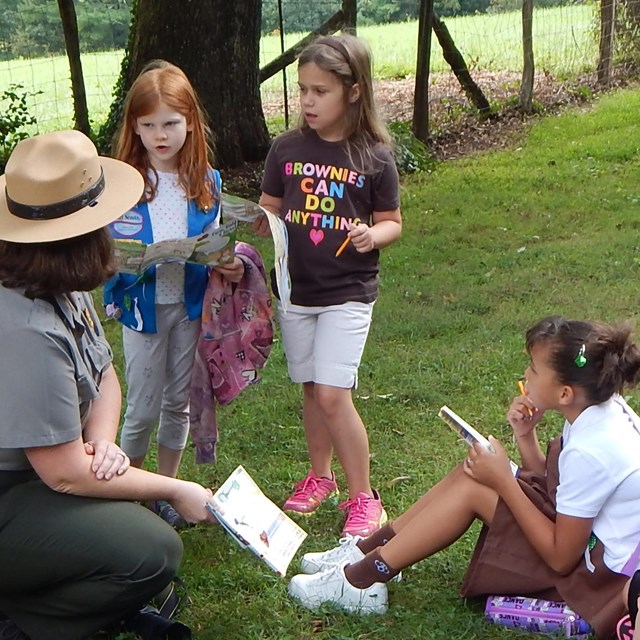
[574,344,587,368]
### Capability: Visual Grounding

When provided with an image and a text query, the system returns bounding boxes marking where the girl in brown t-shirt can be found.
[256,34,402,538]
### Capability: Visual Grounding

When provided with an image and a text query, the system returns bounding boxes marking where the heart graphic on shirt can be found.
[309,229,324,246]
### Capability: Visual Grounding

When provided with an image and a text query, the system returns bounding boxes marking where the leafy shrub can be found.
[571,85,594,102]
[388,121,436,174]
[614,0,640,68]
[0,83,41,173]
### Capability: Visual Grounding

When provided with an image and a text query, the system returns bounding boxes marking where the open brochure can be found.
[438,405,519,476]
[113,219,237,274]
[207,465,307,576]
[112,193,291,313]
[221,193,291,314]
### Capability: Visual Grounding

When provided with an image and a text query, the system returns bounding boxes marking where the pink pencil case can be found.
[484,595,591,637]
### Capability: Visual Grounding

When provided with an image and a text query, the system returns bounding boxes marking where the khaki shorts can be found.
[277,300,374,388]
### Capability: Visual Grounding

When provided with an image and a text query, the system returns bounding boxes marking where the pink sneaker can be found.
[283,471,338,514]
[339,490,387,537]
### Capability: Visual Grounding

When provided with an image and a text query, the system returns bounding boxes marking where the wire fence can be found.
[0,0,638,137]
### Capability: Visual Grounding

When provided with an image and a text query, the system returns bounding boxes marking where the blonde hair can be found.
[297,34,392,173]
[116,60,216,211]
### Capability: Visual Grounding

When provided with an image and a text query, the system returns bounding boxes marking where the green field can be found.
[0,4,597,134]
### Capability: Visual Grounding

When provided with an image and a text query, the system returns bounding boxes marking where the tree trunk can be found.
[519,0,535,113]
[57,0,90,135]
[432,13,491,116]
[115,0,270,168]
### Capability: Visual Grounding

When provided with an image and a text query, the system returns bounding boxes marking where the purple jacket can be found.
[189,242,274,463]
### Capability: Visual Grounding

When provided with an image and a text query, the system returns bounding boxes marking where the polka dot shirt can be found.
[148,171,189,304]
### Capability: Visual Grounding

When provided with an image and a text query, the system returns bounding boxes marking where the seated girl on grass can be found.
[288,316,640,640]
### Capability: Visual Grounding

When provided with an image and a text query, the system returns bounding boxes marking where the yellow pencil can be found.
[517,380,533,416]
[335,218,361,258]
[335,236,352,257]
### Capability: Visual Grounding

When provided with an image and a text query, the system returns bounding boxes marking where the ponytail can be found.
[526,316,640,404]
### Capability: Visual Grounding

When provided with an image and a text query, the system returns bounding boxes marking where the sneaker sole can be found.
[288,581,388,615]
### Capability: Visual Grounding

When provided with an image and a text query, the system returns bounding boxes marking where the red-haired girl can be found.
[104,61,244,527]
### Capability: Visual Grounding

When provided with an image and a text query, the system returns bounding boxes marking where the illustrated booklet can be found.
[207,465,307,576]
[112,193,291,312]
[113,219,238,274]
[438,405,519,476]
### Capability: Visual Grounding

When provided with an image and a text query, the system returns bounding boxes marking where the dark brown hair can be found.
[0,228,116,298]
[297,34,392,174]
[526,315,640,404]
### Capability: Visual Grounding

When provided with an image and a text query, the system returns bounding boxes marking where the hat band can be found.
[6,170,105,221]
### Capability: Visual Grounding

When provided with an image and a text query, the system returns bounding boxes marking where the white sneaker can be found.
[301,537,403,582]
[300,536,365,574]
[288,565,388,614]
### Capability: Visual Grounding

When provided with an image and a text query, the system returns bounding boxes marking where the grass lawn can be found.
[98,85,640,639]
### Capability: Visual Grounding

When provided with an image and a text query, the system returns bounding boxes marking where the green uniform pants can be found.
[0,473,183,640]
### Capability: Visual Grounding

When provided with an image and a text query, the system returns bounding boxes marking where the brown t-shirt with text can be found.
[261,129,400,307]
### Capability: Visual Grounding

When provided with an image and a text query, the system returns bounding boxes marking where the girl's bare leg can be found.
[157,444,183,478]
[380,464,499,569]
[313,383,372,498]
[302,382,334,479]
[128,446,182,478]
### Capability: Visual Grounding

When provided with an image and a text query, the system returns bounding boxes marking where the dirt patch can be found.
[224,70,625,196]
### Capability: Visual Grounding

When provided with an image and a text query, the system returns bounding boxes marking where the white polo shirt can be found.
[557,395,640,573]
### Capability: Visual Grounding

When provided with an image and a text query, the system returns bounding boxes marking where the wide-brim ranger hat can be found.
[0,130,143,243]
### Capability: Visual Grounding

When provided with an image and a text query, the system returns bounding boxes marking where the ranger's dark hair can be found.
[0,228,116,298]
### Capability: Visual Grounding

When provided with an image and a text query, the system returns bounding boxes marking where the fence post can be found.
[277,0,289,129]
[519,0,534,113]
[412,0,434,142]
[342,0,357,34]
[56,0,90,135]
[259,12,345,83]
[597,0,616,85]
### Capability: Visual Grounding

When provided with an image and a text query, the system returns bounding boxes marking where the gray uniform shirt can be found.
[0,287,112,471]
